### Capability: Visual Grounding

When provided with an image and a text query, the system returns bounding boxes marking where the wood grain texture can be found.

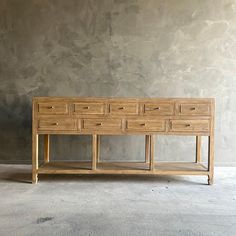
[97,135,100,163]
[32,97,215,184]
[92,134,97,170]
[208,99,215,185]
[196,136,201,163]
[145,135,150,163]
[38,161,208,175]
[32,134,38,184]
[44,134,50,163]
[149,135,155,171]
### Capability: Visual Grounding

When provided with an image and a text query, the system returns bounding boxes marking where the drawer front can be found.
[126,119,166,132]
[179,103,211,116]
[73,103,104,115]
[170,120,210,132]
[144,103,174,115]
[83,118,122,131]
[109,103,139,115]
[38,103,68,115]
[38,118,77,131]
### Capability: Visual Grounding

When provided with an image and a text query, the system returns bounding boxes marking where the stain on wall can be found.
[0,0,235,164]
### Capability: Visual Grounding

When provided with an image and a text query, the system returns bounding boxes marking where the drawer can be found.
[73,103,104,115]
[178,103,211,116]
[169,120,210,132]
[38,103,68,115]
[38,118,77,131]
[144,103,174,115]
[82,118,122,131]
[109,102,138,115]
[126,119,166,132]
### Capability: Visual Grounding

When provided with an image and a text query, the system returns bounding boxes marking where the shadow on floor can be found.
[0,165,208,185]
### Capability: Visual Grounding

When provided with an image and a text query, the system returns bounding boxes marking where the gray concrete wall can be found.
[0,0,235,165]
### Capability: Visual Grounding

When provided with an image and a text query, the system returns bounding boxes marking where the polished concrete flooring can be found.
[0,165,236,236]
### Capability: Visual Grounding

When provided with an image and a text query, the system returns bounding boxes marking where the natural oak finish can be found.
[143,102,174,116]
[32,97,215,185]
[39,118,77,131]
[38,162,208,175]
[97,135,100,163]
[38,102,68,115]
[92,134,97,170]
[44,134,50,163]
[109,102,139,115]
[145,135,150,163]
[83,118,122,131]
[169,119,210,132]
[126,119,166,132]
[196,136,201,163]
[73,102,105,115]
[149,135,155,171]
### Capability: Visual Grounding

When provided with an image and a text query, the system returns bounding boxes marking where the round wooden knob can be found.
[119,107,125,110]
[96,123,102,126]
[186,124,191,127]
[50,106,55,109]
[53,122,59,126]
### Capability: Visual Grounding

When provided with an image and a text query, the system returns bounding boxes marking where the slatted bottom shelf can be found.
[38,161,208,175]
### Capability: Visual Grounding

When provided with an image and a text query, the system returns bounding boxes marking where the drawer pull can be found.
[140,123,146,127]
[146,107,160,111]
[96,123,102,126]
[190,107,196,110]
[53,122,59,126]
[83,106,89,109]
[186,124,191,127]
[118,107,125,110]
[49,106,55,109]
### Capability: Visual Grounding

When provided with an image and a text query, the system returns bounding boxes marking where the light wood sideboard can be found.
[32,97,215,184]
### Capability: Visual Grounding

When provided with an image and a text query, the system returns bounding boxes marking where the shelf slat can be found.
[38,161,208,175]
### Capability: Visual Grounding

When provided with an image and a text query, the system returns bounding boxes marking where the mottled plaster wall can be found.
[0,0,236,164]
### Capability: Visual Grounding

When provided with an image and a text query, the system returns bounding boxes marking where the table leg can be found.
[44,134,50,163]
[92,134,98,170]
[97,135,100,163]
[145,135,150,163]
[32,133,38,184]
[149,135,155,171]
[196,136,201,163]
[208,135,214,185]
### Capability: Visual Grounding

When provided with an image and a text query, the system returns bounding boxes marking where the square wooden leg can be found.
[196,136,201,163]
[32,134,38,184]
[97,135,100,163]
[145,135,150,163]
[44,134,50,163]
[92,134,98,170]
[149,135,155,171]
[208,135,214,185]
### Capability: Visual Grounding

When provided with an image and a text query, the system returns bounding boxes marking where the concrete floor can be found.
[0,165,236,236]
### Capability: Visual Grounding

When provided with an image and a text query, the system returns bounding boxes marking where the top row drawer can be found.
[74,103,104,114]
[37,102,211,116]
[38,102,69,115]
[74,102,139,115]
[178,103,211,116]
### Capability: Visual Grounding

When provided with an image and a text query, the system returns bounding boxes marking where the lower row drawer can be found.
[170,120,210,132]
[38,119,77,131]
[37,118,211,133]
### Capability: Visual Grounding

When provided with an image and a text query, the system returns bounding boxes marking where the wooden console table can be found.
[32,97,215,184]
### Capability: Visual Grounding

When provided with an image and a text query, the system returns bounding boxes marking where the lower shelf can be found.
[38,161,209,175]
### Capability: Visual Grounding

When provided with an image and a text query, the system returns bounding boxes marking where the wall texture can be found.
[0,0,236,164]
